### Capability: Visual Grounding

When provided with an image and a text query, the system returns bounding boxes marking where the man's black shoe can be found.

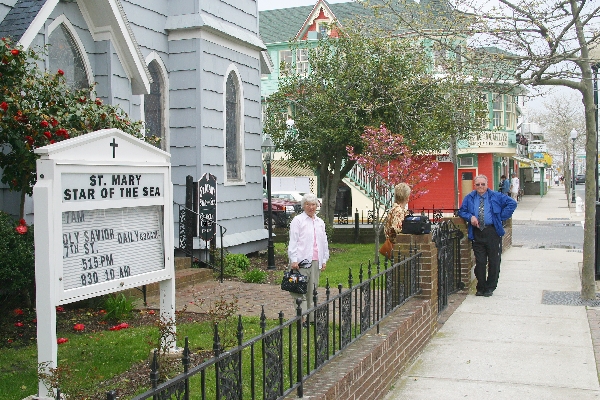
[476,291,485,296]
[483,290,493,297]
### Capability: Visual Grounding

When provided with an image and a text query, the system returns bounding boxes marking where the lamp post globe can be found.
[261,134,276,270]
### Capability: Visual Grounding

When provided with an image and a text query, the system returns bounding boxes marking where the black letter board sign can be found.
[196,173,216,242]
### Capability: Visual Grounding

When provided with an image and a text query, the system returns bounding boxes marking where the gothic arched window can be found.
[226,72,242,181]
[48,24,88,89]
[145,60,165,143]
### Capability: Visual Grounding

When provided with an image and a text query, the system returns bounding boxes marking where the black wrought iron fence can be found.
[342,207,459,226]
[432,220,465,313]
[177,202,227,282]
[96,250,422,400]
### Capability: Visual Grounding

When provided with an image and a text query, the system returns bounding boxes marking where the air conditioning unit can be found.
[459,157,474,167]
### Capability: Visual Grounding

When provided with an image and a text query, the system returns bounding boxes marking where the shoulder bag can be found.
[281,270,308,294]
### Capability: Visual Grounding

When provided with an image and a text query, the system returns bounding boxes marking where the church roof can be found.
[0,0,47,41]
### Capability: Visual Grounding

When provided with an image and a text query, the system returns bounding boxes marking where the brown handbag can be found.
[379,238,393,259]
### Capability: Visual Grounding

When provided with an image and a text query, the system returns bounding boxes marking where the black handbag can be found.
[281,270,308,294]
[401,214,432,234]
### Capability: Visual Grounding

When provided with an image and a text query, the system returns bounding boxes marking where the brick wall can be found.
[285,298,436,400]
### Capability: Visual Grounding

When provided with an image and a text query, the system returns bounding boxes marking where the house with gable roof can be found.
[0,0,272,254]
[259,0,528,213]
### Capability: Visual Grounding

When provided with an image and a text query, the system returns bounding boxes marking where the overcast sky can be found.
[258,0,346,11]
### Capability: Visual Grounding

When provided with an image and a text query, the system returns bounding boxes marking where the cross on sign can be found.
[110,138,118,158]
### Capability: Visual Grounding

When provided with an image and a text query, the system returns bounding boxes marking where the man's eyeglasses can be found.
[475,183,486,187]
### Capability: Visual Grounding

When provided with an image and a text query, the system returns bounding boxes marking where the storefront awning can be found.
[512,156,546,168]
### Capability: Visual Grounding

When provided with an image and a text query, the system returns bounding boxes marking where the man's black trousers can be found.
[472,225,502,292]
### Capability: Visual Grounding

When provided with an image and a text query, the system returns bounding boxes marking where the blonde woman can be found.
[383,183,411,255]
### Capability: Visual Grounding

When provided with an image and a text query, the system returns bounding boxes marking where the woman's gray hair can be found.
[301,193,318,207]
[394,183,411,204]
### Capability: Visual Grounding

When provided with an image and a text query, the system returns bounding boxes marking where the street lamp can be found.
[571,128,578,203]
[261,133,276,270]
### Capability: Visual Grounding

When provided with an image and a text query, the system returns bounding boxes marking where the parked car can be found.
[271,191,322,210]
[575,174,585,184]
[263,193,300,228]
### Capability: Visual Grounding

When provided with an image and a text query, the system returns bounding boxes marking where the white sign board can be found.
[33,129,176,399]
[529,143,547,153]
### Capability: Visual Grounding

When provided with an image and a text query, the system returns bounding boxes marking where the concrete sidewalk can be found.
[384,187,600,399]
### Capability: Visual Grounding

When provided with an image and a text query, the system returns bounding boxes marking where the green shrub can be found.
[0,212,34,310]
[221,253,251,277]
[243,269,268,284]
[102,293,135,322]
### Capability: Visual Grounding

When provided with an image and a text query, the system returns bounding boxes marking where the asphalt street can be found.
[512,184,584,250]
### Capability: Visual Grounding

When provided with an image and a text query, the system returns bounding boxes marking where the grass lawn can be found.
[1,242,379,399]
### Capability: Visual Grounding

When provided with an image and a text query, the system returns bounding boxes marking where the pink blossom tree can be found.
[347,124,440,262]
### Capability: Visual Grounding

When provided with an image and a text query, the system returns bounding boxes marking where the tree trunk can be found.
[581,65,597,300]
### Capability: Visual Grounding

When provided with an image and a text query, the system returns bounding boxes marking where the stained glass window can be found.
[145,61,164,142]
[48,24,88,89]
[226,72,241,180]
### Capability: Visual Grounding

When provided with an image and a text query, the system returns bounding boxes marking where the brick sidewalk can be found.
[143,279,327,320]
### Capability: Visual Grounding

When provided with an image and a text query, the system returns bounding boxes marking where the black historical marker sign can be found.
[197,173,217,242]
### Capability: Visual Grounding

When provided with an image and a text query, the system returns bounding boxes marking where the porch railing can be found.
[99,250,422,400]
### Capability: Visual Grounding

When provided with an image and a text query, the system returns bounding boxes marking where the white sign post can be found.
[33,129,176,399]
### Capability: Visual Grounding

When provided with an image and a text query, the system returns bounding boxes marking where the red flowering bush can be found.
[0,37,154,219]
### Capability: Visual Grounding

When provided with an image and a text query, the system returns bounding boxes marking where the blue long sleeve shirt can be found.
[458,189,517,240]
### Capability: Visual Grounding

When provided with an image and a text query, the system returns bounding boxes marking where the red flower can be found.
[32,319,37,323]
[57,338,68,344]
[14,322,23,327]
[95,98,102,106]
[56,306,65,312]
[57,69,64,75]
[7,339,13,343]
[13,308,23,316]
[11,49,19,56]
[50,140,56,144]
[73,323,85,331]
[40,120,49,128]
[15,225,27,235]
[43,131,51,139]
[51,118,59,127]
[19,219,26,226]
[0,101,7,111]
[56,128,68,137]
[25,135,34,145]
[109,323,129,331]
[99,309,106,314]
[147,310,155,315]
[78,96,86,103]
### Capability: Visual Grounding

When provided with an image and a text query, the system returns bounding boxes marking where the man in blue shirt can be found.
[458,175,517,297]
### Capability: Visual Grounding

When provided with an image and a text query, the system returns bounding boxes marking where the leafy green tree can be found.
[263,27,484,224]
[361,0,600,298]
[0,38,154,218]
